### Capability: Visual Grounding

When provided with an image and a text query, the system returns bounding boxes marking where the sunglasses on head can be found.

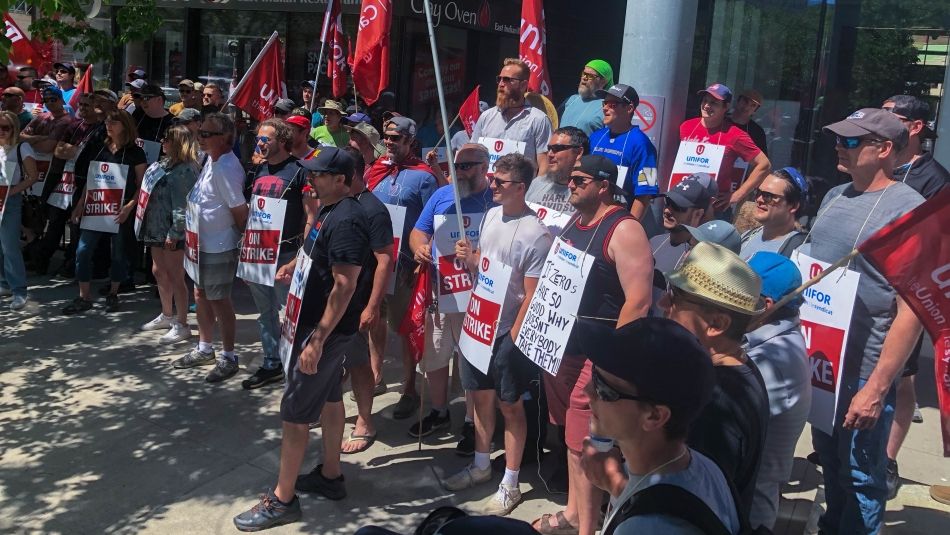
[198,130,224,138]
[591,368,653,404]
[836,135,884,150]
[548,144,580,154]
[455,161,482,171]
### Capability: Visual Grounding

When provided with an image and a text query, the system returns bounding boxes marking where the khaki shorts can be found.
[420,312,464,373]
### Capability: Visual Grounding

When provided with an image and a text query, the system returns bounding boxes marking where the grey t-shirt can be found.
[739,227,804,260]
[478,205,553,337]
[808,181,924,379]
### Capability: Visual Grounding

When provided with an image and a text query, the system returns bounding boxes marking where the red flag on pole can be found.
[398,268,432,364]
[352,0,392,106]
[226,32,287,122]
[69,64,94,110]
[858,186,950,457]
[458,86,481,137]
[519,0,552,98]
[326,1,349,99]
[3,14,43,70]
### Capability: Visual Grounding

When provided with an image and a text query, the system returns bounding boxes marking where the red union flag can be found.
[69,64,94,111]
[519,0,552,97]
[323,0,349,98]
[858,187,950,456]
[399,268,432,364]
[227,31,287,122]
[458,86,481,137]
[352,0,391,106]
[3,14,42,69]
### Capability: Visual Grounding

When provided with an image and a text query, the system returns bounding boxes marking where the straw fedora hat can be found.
[666,242,764,315]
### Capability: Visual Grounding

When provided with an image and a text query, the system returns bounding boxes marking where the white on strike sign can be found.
[434,212,485,313]
[279,249,312,375]
[80,161,128,234]
[237,195,288,286]
[385,204,406,295]
[136,138,161,165]
[794,251,860,435]
[184,201,200,284]
[668,141,725,190]
[458,255,512,374]
[515,238,594,375]
[134,162,166,238]
[27,152,51,197]
[527,201,573,234]
[477,137,526,175]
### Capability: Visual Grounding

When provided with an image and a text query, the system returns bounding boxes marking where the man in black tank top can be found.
[534,155,653,535]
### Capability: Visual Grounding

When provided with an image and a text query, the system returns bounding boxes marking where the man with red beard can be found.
[471,58,553,177]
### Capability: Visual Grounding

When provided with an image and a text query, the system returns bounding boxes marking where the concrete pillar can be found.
[618,0,699,186]
[933,58,950,167]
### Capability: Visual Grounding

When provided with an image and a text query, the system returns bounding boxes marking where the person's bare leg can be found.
[427,365,450,409]
[274,421,309,503]
[368,319,387,386]
[195,288,217,343]
[167,250,188,324]
[343,363,377,453]
[210,297,236,352]
[499,399,526,471]
[79,281,92,300]
[320,401,345,479]
[569,448,602,535]
[887,375,916,460]
[465,390,475,421]
[472,389,496,455]
[151,248,174,316]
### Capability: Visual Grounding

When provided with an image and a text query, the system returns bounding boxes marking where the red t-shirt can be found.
[679,117,761,193]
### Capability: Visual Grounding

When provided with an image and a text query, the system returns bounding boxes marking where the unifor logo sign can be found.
[810,263,823,279]
[257,197,266,210]
[494,140,504,152]
[100,163,109,173]
[695,144,705,155]
[481,256,490,272]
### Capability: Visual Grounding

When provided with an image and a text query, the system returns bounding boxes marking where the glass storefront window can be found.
[148,8,187,89]
[198,10,286,95]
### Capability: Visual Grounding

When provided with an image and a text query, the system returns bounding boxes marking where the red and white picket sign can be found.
[279,248,313,375]
[135,138,161,165]
[236,195,288,286]
[793,251,861,436]
[80,161,128,234]
[458,255,512,374]
[385,203,406,295]
[134,162,166,238]
[27,152,51,197]
[527,201,572,234]
[478,137,526,176]
[668,141,726,190]
[434,212,485,313]
[183,201,200,284]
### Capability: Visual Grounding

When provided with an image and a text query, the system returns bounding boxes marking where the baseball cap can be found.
[343,112,371,125]
[126,79,147,90]
[884,95,936,138]
[697,83,733,103]
[594,83,639,107]
[274,98,296,114]
[383,116,417,137]
[174,108,202,123]
[300,80,315,90]
[285,115,311,130]
[682,220,741,254]
[53,62,75,73]
[297,146,355,177]
[178,79,196,89]
[92,89,118,102]
[663,175,712,209]
[574,154,618,184]
[32,77,54,89]
[41,86,64,101]
[347,122,385,157]
[748,252,803,311]
[128,68,147,80]
[823,108,908,145]
[581,317,714,420]
[135,84,164,98]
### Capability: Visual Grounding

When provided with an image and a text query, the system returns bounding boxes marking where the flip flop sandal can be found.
[532,511,579,535]
[341,431,377,455]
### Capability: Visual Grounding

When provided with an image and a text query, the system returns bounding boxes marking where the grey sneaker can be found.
[483,483,522,516]
[172,348,216,369]
[206,358,239,383]
[442,463,492,491]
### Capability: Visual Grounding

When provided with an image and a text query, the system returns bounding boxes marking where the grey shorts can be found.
[196,249,239,300]
[280,330,353,424]
[342,330,370,369]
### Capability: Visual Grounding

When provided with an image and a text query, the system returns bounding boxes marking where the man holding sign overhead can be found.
[527,154,653,535]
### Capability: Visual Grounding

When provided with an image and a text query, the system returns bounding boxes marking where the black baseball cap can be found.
[663,175,712,209]
[580,317,714,418]
[884,95,936,138]
[135,83,165,99]
[297,147,355,177]
[574,154,618,184]
[274,98,296,114]
[594,83,639,108]
[53,62,75,73]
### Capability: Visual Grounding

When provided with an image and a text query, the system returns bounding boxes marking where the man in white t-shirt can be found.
[444,153,552,516]
[172,113,249,384]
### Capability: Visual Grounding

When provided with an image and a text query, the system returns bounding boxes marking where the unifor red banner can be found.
[398,267,432,364]
[3,14,43,70]
[227,32,286,122]
[352,0,391,106]
[458,86,481,137]
[858,186,950,456]
[519,0,552,97]
[69,64,94,110]
[324,0,349,98]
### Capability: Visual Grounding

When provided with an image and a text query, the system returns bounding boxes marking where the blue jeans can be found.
[245,250,294,370]
[75,228,128,283]
[0,193,27,297]
[813,377,897,535]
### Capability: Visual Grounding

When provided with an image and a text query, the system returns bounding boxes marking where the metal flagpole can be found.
[224,31,279,108]
[309,40,327,111]
[422,0,465,234]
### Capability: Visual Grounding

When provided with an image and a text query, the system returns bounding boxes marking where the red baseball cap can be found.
[285,115,310,129]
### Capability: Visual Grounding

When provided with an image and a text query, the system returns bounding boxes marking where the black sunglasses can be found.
[591,368,654,404]
[455,161,483,171]
[569,174,596,186]
[664,198,687,212]
[383,134,403,142]
[753,188,785,205]
[198,130,224,138]
[491,177,522,187]
[43,97,59,104]
[548,144,580,153]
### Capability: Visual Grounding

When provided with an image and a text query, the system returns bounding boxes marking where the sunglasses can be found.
[496,75,526,85]
[198,130,224,138]
[569,174,599,186]
[455,161,482,171]
[548,144,580,153]
[383,134,403,142]
[0,125,13,132]
[16,75,29,80]
[491,177,522,187]
[753,188,785,205]
[591,368,653,404]
[43,97,59,104]
[179,89,194,94]
[56,69,71,74]
[580,71,602,81]
[256,135,271,144]
[664,198,687,212]
[836,135,884,149]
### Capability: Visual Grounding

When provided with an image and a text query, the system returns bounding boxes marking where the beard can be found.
[456,176,475,198]
[578,83,594,99]
[496,87,522,110]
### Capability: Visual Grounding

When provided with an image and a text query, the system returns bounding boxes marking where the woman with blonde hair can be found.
[64,109,147,314]
[0,111,38,311]
[137,125,200,342]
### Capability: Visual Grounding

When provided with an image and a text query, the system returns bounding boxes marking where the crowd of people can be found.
[0,55,946,535]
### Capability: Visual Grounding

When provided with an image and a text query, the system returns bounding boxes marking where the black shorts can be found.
[459,331,537,403]
[902,334,924,377]
[280,330,353,424]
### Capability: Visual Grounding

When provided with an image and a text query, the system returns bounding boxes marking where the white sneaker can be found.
[142,313,175,331]
[0,287,11,298]
[10,295,27,311]
[442,463,492,491]
[482,483,522,516]
[159,323,191,344]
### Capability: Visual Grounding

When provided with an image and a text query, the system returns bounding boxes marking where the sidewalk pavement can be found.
[0,267,947,534]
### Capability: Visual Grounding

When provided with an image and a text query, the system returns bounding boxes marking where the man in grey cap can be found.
[650,174,712,276]
[273,98,296,120]
[810,108,924,534]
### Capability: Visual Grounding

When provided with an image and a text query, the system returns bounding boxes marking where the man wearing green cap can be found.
[558,60,612,135]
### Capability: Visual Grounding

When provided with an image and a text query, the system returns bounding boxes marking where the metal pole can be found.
[422,0,465,233]
[309,39,327,111]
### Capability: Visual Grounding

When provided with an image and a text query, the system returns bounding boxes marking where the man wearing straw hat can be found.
[311,99,349,148]
[558,59,612,136]
[809,108,923,534]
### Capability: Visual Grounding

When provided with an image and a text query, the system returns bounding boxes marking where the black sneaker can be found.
[456,421,476,456]
[242,367,284,390]
[886,458,901,501]
[99,280,136,296]
[233,492,302,532]
[409,409,451,438]
[105,294,119,313]
[56,264,75,279]
[392,393,420,420]
[806,451,821,466]
[62,297,93,315]
[295,464,347,500]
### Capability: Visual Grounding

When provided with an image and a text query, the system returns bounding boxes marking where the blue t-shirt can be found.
[589,126,658,198]
[414,184,496,235]
[371,165,439,267]
[559,94,604,135]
